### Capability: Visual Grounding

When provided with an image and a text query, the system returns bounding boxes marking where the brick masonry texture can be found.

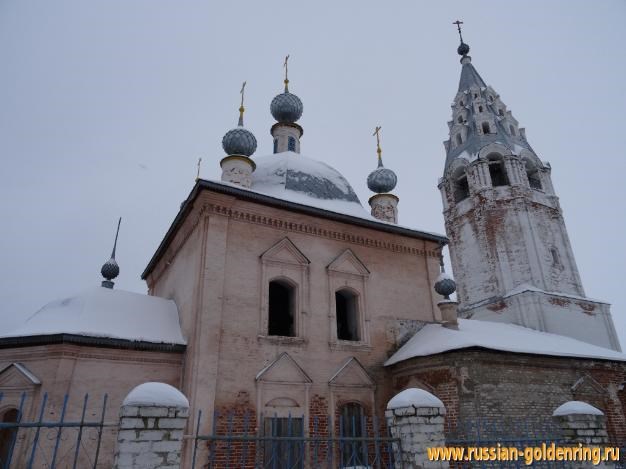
[388,349,626,442]
[114,404,189,469]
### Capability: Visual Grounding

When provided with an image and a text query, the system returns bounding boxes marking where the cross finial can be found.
[111,217,121,259]
[238,81,247,126]
[283,55,290,92]
[196,157,202,181]
[453,20,464,44]
[373,126,382,165]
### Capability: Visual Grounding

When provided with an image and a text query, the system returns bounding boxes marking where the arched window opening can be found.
[339,403,366,466]
[273,138,278,154]
[0,408,19,465]
[481,122,491,135]
[457,116,463,124]
[474,93,478,98]
[527,170,542,190]
[287,136,296,152]
[454,172,470,202]
[509,125,516,136]
[460,100,464,107]
[499,109,504,117]
[455,134,463,146]
[488,154,509,187]
[336,289,360,341]
[550,248,560,266]
[268,280,295,337]
[478,105,483,113]
[488,95,494,102]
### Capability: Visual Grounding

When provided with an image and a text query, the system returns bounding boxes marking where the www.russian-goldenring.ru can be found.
[427,443,620,465]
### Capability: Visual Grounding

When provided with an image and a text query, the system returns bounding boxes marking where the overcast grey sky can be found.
[1,1,625,344]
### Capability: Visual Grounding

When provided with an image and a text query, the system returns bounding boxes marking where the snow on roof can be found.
[552,401,603,417]
[123,382,189,408]
[210,152,445,238]
[387,388,445,410]
[504,283,605,304]
[1,286,185,345]
[384,319,626,366]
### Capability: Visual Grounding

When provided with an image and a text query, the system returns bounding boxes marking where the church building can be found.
[1,28,625,467]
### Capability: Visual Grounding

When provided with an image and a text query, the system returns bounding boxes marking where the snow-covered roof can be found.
[0,286,185,346]
[384,319,626,366]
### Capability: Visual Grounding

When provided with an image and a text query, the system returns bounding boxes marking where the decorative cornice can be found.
[0,334,186,353]
[143,180,446,282]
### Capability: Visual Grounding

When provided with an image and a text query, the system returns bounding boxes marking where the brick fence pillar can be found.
[552,400,611,468]
[114,382,189,469]
[385,388,446,469]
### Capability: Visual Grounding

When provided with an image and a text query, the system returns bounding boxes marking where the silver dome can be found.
[434,272,456,299]
[270,92,303,123]
[101,258,119,281]
[222,127,257,157]
[367,166,397,193]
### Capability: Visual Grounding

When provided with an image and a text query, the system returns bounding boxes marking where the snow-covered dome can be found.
[1,287,185,345]
[252,152,361,204]
[367,165,397,193]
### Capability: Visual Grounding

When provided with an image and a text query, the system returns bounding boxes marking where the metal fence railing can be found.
[0,391,116,469]
[190,410,401,469]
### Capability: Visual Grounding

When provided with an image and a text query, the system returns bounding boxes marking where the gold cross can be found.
[373,126,382,159]
[283,55,290,91]
[240,81,246,108]
[196,157,202,181]
[453,19,464,43]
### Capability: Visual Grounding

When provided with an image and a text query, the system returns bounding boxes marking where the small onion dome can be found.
[367,162,397,193]
[270,92,303,123]
[101,258,119,281]
[434,271,456,299]
[222,127,257,157]
[457,41,470,56]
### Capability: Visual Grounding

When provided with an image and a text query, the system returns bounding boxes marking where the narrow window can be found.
[528,171,542,190]
[454,174,470,202]
[264,417,304,468]
[460,100,464,107]
[457,116,463,124]
[550,248,560,266]
[474,93,478,98]
[509,125,516,136]
[336,289,359,341]
[488,157,509,186]
[456,134,463,145]
[488,95,494,102]
[288,136,296,152]
[478,105,483,113]
[339,403,366,467]
[273,138,278,154]
[481,122,491,134]
[268,280,295,337]
[0,409,19,465]
[499,109,504,117]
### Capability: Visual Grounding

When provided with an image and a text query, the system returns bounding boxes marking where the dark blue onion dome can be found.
[101,217,121,289]
[270,91,303,123]
[101,258,119,281]
[367,158,397,193]
[222,127,257,156]
[434,269,457,300]
[457,41,470,56]
[222,82,257,157]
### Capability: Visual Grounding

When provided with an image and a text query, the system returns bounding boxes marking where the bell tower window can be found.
[509,125,516,136]
[273,138,278,154]
[454,172,470,202]
[499,109,504,117]
[288,136,296,152]
[482,122,491,134]
[268,280,295,337]
[478,105,483,113]
[457,116,463,124]
[456,134,463,145]
[488,154,509,186]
